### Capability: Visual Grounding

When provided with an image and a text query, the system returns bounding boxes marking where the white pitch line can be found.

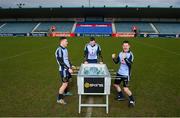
[0,46,50,62]
[85,97,94,117]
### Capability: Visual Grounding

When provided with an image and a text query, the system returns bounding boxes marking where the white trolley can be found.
[77,64,111,114]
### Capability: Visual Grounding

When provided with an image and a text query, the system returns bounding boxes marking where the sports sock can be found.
[58,94,63,100]
[129,95,135,101]
[118,91,124,97]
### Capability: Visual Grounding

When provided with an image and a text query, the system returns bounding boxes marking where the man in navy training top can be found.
[112,40,135,107]
[55,37,73,105]
[84,37,103,64]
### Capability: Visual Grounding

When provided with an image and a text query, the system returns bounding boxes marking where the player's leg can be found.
[113,74,125,100]
[64,86,71,96]
[122,79,135,107]
[123,87,134,101]
[57,81,68,104]
[113,84,125,100]
[63,70,73,96]
[57,70,70,104]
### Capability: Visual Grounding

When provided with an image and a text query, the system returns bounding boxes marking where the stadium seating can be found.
[1,21,180,35]
[74,22,112,34]
[0,22,37,33]
[153,23,180,34]
[35,22,74,32]
[115,22,155,33]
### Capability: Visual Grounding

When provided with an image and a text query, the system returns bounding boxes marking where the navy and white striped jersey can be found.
[55,46,71,71]
[113,51,134,80]
[84,43,103,62]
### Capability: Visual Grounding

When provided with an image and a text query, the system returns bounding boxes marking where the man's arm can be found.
[113,56,120,64]
[124,52,134,67]
[97,45,103,63]
[56,49,69,69]
[69,59,72,68]
[84,44,88,62]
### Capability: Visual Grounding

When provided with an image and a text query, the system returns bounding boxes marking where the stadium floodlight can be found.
[89,0,91,7]
[17,3,25,8]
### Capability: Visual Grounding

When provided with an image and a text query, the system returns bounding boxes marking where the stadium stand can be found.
[0,22,37,33]
[34,22,74,33]
[74,22,112,34]
[0,0,180,37]
[1,21,180,36]
[115,22,155,33]
[153,22,180,34]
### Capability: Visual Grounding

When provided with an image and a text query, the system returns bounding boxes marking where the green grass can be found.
[0,37,180,117]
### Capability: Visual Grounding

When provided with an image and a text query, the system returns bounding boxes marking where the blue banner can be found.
[75,33,111,37]
[140,33,180,38]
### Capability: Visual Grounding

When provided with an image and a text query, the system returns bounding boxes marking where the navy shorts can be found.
[87,59,98,63]
[114,73,129,87]
[59,69,72,83]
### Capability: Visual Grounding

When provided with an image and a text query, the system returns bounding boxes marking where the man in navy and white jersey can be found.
[55,37,73,105]
[112,40,135,107]
[84,37,103,64]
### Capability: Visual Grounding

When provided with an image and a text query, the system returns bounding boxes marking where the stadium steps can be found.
[71,22,77,33]
[0,23,6,29]
[112,22,116,33]
[150,23,159,33]
[31,22,41,33]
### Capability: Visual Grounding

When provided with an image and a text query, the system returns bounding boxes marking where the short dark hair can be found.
[59,37,67,41]
[122,40,130,45]
[90,37,95,41]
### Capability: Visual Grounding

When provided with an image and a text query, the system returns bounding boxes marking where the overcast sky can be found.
[0,0,180,8]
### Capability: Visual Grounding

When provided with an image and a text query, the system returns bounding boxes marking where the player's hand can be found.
[100,62,103,64]
[112,53,116,59]
[71,65,76,70]
[122,53,126,59]
[84,61,88,64]
[121,59,126,64]
[68,68,73,74]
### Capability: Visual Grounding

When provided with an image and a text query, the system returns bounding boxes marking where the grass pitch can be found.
[0,37,180,117]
